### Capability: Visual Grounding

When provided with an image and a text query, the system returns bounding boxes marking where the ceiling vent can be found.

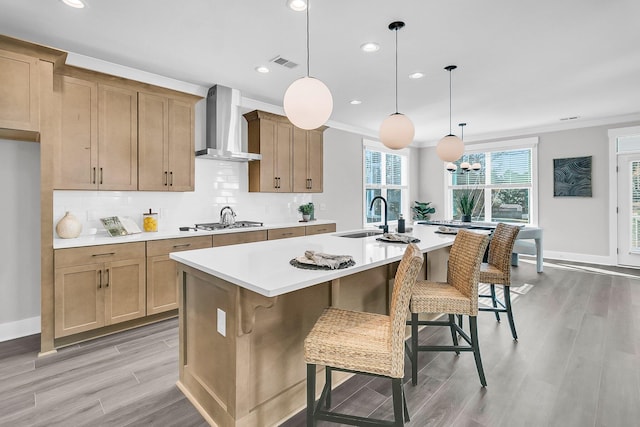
[270,55,298,69]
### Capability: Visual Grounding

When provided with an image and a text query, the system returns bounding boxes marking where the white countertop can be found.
[170,224,457,297]
[53,219,336,249]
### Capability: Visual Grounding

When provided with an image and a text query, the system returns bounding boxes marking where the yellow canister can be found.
[143,209,158,232]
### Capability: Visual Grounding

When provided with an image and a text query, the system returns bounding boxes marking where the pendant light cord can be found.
[448,69,452,134]
[394,26,398,113]
[306,0,310,77]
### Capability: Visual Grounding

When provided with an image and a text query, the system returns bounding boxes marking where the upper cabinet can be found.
[53,67,199,191]
[244,110,326,193]
[138,93,195,191]
[0,49,39,132]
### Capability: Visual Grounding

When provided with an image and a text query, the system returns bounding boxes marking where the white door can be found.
[617,153,640,266]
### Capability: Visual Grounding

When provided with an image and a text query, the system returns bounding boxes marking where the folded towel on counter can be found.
[377,233,420,243]
[295,250,354,269]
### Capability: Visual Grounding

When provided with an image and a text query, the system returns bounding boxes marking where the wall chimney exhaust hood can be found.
[196,85,261,161]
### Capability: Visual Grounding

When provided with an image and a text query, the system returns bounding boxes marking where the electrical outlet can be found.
[217,308,226,337]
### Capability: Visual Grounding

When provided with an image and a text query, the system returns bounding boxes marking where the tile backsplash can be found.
[54,159,313,235]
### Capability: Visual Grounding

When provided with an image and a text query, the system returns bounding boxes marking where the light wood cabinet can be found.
[267,226,306,240]
[305,223,336,235]
[245,110,326,193]
[138,93,195,191]
[0,48,39,132]
[146,236,212,315]
[212,230,268,247]
[53,77,137,190]
[54,242,146,338]
[246,110,293,192]
[293,127,324,193]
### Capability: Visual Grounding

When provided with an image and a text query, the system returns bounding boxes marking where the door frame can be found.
[608,125,640,266]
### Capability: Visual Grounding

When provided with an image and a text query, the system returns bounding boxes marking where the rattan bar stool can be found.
[478,222,521,340]
[407,230,490,387]
[304,243,424,427]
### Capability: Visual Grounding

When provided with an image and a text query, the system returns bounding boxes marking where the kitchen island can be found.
[170,224,456,427]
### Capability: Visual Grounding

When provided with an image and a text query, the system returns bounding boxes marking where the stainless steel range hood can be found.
[196,85,261,161]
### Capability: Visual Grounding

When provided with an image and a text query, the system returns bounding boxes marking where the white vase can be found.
[56,211,82,239]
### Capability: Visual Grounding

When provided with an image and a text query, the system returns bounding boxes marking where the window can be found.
[446,138,538,224]
[364,144,409,227]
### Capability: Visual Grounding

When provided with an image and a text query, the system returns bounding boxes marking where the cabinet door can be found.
[292,127,308,192]
[305,223,336,235]
[98,84,138,190]
[168,98,195,191]
[55,76,98,190]
[256,118,278,192]
[275,121,293,191]
[307,129,323,192]
[212,230,268,247]
[0,49,39,132]
[138,92,169,191]
[54,263,104,338]
[104,258,146,325]
[267,226,305,240]
[146,255,178,314]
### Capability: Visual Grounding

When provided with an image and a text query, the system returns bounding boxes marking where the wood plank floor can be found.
[1,256,639,426]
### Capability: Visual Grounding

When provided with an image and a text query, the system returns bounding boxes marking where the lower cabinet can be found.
[267,226,306,240]
[54,242,146,338]
[212,230,267,247]
[146,236,212,315]
[305,223,336,235]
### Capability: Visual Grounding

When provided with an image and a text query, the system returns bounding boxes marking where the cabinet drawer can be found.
[305,223,336,236]
[55,242,145,268]
[213,230,267,247]
[147,236,212,257]
[267,227,305,240]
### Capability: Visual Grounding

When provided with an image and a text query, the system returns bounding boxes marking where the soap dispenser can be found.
[397,214,405,233]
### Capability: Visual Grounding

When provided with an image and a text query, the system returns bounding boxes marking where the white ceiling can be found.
[2,0,639,144]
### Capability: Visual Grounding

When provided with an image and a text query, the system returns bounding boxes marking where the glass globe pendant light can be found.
[283,0,333,130]
[436,65,464,162]
[379,21,414,150]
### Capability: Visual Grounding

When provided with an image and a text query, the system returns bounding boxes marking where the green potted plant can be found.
[458,191,477,222]
[298,204,313,221]
[411,201,436,221]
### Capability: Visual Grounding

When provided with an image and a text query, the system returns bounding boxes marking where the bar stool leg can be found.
[411,313,419,385]
[306,364,316,426]
[504,286,518,341]
[490,284,500,322]
[402,387,410,422]
[448,314,460,355]
[325,367,332,408]
[469,316,487,387]
[391,378,405,426]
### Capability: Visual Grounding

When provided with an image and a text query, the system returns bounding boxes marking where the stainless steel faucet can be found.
[220,206,236,226]
[369,196,388,234]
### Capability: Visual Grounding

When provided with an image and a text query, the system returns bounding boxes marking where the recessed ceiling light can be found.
[255,66,270,74]
[360,42,380,53]
[286,0,307,11]
[61,0,85,8]
[350,100,362,105]
[408,72,424,79]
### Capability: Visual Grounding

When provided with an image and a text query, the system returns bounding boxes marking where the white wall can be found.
[419,120,640,264]
[0,139,41,341]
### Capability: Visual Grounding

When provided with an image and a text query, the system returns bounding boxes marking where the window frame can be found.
[363,140,410,228]
[443,137,539,225]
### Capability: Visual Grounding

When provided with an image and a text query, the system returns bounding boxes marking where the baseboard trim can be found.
[536,251,615,266]
[0,316,41,342]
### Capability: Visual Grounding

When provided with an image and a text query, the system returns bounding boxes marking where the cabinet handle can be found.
[282,232,293,236]
[99,168,103,185]
[277,177,281,188]
[104,268,110,288]
[169,171,173,186]
[92,167,96,184]
[309,178,312,189]
[92,252,115,257]
[172,243,191,249]
[164,171,168,186]
[98,269,102,289]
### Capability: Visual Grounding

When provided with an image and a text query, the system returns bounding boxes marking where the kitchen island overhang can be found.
[170,225,455,427]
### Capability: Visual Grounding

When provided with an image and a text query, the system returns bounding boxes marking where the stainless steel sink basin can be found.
[337,230,383,238]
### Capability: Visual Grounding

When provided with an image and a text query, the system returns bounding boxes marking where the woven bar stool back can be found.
[304,243,424,426]
[479,222,521,340]
[407,229,489,386]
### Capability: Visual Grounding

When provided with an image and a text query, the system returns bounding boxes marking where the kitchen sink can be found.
[337,230,383,238]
